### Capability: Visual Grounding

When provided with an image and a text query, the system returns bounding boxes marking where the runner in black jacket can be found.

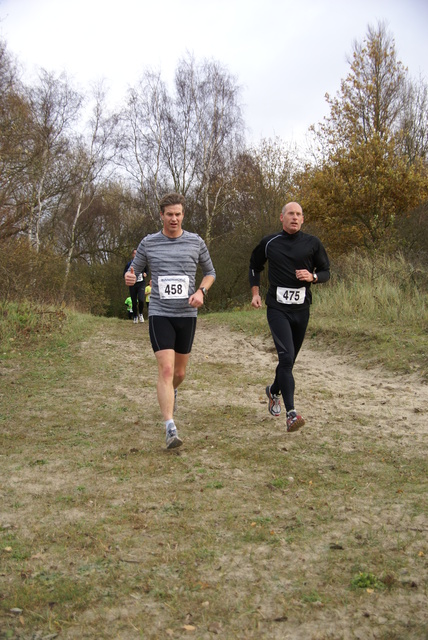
[249,201,330,431]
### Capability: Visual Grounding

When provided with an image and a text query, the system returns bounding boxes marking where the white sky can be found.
[1,0,427,149]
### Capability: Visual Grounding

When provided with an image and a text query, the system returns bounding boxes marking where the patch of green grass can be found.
[1,533,32,561]
[301,590,324,603]
[269,478,291,490]
[350,571,385,590]
[205,480,224,489]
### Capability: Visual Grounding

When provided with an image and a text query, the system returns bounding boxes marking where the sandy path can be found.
[193,319,428,453]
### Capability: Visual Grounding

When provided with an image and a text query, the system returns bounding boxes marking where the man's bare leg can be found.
[155,349,190,448]
[155,349,176,421]
[173,352,190,411]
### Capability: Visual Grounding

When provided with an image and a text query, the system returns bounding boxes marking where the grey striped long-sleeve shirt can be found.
[130,230,216,317]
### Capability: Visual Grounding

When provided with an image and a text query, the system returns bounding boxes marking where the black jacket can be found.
[249,230,330,311]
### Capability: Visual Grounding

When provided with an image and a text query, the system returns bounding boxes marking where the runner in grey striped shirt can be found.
[125,193,216,450]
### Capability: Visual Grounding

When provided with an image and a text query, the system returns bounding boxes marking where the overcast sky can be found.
[1,0,427,149]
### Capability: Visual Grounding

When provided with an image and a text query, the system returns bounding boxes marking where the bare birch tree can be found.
[61,84,120,298]
[121,55,244,245]
[120,71,172,225]
[24,70,82,252]
[175,55,244,247]
[399,75,428,164]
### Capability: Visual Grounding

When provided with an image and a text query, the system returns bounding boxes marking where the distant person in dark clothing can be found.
[123,249,147,323]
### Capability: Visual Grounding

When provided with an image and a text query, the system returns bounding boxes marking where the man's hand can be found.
[251,294,262,309]
[125,266,137,286]
[295,269,313,282]
[188,288,204,309]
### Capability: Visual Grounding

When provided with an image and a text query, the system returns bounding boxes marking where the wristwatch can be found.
[199,287,207,296]
[312,273,318,283]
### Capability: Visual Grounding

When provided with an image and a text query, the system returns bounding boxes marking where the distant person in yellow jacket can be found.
[145,280,152,314]
[125,296,133,319]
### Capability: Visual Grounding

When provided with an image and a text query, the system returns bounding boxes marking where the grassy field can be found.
[0,294,427,639]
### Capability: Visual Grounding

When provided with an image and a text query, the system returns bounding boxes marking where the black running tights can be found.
[267,306,310,412]
[130,281,145,318]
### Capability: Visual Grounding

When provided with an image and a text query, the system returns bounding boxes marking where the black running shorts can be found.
[149,316,197,354]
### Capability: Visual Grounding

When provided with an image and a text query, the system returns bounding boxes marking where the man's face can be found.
[280,203,304,234]
[160,204,184,237]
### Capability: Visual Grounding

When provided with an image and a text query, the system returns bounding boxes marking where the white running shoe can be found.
[166,424,183,449]
[139,314,144,323]
[133,317,138,324]
[266,385,281,416]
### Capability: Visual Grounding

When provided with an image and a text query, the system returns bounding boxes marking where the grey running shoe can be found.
[286,410,305,432]
[166,424,183,449]
[266,385,281,417]
[133,317,138,324]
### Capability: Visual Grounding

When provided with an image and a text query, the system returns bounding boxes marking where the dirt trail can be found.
[192,319,428,451]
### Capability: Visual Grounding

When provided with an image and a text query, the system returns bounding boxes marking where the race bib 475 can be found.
[276,286,306,305]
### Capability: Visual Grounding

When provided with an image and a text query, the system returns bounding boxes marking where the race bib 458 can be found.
[158,275,189,299]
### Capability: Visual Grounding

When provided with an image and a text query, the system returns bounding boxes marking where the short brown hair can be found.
[159,192,185,213]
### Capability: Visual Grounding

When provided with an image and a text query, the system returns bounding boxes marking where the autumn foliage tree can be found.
[0,41,31,241]
[300,22,428,255]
